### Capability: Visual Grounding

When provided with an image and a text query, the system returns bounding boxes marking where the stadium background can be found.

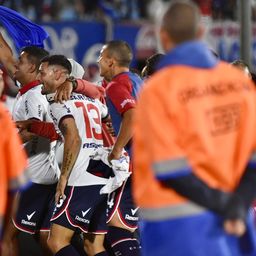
[0,0,255,255]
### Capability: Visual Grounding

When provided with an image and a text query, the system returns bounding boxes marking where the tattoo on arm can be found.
[61,150,74,178]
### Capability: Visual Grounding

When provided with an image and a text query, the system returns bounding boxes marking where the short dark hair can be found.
[105,40,133,67]
[162,0,201,44]
[21,46,49,71]
[142,53,165,77]
[40,55,72,74]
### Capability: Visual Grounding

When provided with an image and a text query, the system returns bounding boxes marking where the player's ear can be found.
[28,63,37,74]
[55,70,67,84]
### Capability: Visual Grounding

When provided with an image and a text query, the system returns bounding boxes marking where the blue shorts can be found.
[13,183,56,234]
[51,185,108,234]
[107,177,139,229]
[140,210,256,256]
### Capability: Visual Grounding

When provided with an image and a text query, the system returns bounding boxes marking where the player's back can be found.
[49,92,108,186]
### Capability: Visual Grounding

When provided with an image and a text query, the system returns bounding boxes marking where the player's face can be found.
[97,46,112,81]
[38,62,56,95]
[14,51,34,83]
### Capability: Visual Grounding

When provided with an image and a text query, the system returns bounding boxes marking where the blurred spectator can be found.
[212,0,236,20]
[193,0,212,16]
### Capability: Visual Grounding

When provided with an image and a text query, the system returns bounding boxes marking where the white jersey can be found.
[48,92,109,186]
[12,83,59,184]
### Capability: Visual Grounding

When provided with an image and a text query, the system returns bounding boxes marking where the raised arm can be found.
[54,78,104,103]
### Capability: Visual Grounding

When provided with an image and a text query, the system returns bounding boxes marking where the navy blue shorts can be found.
[107,177,139,229]
[51,185,108,234]
[13,183,56,234]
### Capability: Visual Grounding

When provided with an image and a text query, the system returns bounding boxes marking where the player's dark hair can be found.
[105,40,133,68]
[40,55,72,74]
[21,46,49,71]
[142,53,165,78]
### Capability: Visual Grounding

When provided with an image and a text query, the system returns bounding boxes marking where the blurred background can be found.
[0,1,255,255]
[0,0,254,80]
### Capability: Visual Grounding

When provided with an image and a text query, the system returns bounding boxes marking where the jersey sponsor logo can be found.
[82,208,91,217]
[21,211,37,226]
[26,211,36,220]
[131,207,139,216]
[125,214,139,221]
[75,215,90,224]
[21,219,36,226]
[83,143,102,149]
[120,99,135,108]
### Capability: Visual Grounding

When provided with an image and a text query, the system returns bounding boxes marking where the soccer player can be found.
[97,40,142,256]
[0,33,58,256]
[38,54,109,256]
[133,1,256,256]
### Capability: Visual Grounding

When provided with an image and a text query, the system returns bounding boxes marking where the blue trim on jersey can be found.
[157,41,219,70]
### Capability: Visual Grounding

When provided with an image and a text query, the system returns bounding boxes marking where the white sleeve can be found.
[24,92,47,121]
[95,99,108,119]
[49,102,75,128]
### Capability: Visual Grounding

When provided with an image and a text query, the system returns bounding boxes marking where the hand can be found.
[108,147,122,163]
[19,129,36,143]
[55,175,68,203]
[54,80,73,103]
[16,119,34,131]
[223,219,246,237]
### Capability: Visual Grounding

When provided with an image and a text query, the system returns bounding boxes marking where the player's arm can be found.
[55,117,81,203]
[109,108,133,161]
[16,120,60,141]
[54,78,104,103]
[0,32,16,78]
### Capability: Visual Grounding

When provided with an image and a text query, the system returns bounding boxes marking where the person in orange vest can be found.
[0,101,28,252]
[133,1,256,255]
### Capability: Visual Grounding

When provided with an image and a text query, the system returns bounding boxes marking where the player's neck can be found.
[112,67,129,79]
[20,74,38,87]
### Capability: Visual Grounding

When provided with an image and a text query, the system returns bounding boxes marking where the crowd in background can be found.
[0,0,251,22]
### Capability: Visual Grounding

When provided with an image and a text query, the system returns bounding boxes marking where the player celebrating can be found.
[38,54,110,256]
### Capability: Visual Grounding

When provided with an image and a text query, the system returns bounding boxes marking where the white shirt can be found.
[13,83,59,184]
[48,92,109,186]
